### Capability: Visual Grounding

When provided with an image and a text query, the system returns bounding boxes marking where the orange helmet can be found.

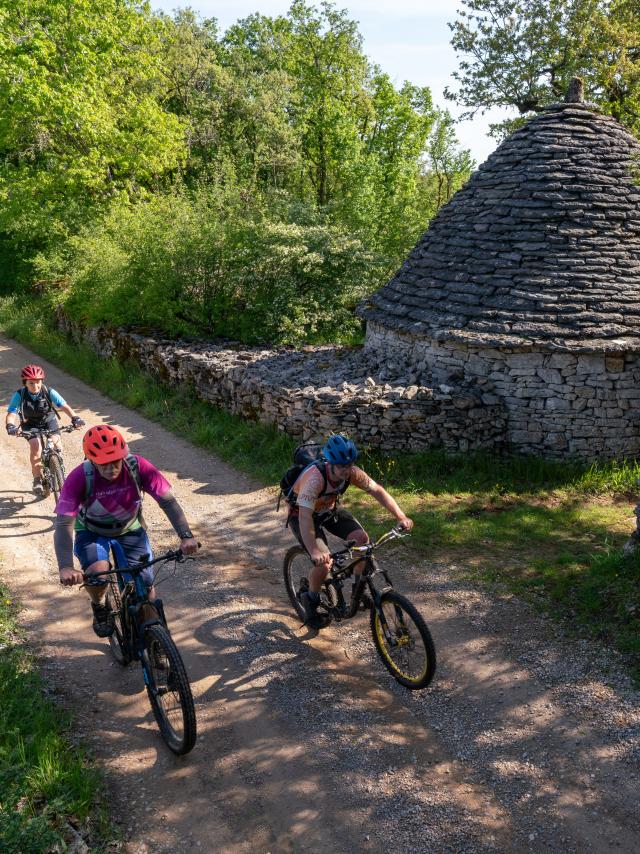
[21,364,45,382]
[83,424,128,464]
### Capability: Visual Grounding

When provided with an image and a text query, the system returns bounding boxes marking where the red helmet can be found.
[83,424,128,465]
[21,364,45,382]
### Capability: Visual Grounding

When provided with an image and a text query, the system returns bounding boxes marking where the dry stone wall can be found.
[366,321,640,459]
[57,315,507,454]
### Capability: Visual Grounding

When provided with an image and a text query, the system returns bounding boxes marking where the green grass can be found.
[0,575,108,852]
[2,294,639,678]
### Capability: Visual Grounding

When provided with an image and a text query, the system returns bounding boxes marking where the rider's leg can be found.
[299,538,330,626]
[84,559,115,637]
[74,532,115,636]
[308,541,331,593]
[322,509,368,577]
[116,529,158,620]
[84,559,110,603]
[288,513,328,593]
[28,435,43,479]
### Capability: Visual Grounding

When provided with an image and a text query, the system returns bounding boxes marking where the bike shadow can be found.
[192,606,308,699]
[0,489,55,536]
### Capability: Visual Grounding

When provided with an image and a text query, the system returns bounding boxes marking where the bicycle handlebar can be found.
[331,525,409,562]
[81,545,200,586]
[18,424,76,440]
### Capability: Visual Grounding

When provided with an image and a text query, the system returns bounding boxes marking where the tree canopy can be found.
[446,0,640,138]
[1,1,474,344]
[0,0,186,246]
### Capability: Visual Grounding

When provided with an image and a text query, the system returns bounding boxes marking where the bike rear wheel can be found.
[143,623,196,755]
[283,546,310,620]
[106,583,130,666]
[48,453,65,501]
[283,546,337,622]
[370,591,436,690]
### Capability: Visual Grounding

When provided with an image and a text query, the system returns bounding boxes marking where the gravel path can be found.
[0,334,638,853]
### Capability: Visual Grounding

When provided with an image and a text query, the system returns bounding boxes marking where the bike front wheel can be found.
[370,591,436,690]
[48,454,65,501]
[143,624,196,755]
[106,583,130,666]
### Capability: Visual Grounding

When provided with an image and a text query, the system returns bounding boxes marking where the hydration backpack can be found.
[277,442,350,511]
[82,454,143,501]
[19,384,61,421]
[78,454,145,536]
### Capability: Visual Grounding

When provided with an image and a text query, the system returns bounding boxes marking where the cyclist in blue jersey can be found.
[5,364,85,496]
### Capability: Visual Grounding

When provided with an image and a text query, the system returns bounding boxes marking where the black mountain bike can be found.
[84,543,197,755]
[283,527,436,690]
[19,424,75,500]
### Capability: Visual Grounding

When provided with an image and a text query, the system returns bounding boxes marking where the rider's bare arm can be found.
[156,491,199,555]
[361,480,413,531]
[58,403,76,420]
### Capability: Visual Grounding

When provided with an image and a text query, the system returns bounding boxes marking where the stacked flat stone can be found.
[58,314,506,455]
[54,91,640,461]
[359,102,640,351]
[358,89,640,460]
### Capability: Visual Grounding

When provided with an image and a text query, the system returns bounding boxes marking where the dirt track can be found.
[0,334,639,853]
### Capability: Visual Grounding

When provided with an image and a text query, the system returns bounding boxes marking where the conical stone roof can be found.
[359,100,640,352]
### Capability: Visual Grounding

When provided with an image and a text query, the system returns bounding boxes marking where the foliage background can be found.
[0,0,473,344]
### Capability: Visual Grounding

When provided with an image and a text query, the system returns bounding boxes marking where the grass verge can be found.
[0,572,108,852]
[1,294,639,679]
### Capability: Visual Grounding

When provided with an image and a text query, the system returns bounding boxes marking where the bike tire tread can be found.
[370,590,436,690]
[143,623,197,755]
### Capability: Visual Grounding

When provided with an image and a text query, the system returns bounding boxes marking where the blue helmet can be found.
[323,434,358,465]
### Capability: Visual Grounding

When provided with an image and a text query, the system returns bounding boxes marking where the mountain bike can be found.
[19,424,76,500]
[283,527,436,690]
[83,543,197,755]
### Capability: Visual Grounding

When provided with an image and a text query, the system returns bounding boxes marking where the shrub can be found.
[44,190,388,344]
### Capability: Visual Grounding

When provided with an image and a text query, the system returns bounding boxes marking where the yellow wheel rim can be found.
[374,609,428,684]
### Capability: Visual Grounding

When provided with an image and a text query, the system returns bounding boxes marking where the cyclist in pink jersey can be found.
[54,424,198,637]
[288,434,413,629]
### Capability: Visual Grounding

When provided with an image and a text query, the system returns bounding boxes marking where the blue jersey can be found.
[7,387,66,413]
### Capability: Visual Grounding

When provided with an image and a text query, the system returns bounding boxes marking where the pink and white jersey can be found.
[55,456,171,531]
[293,463,375,514]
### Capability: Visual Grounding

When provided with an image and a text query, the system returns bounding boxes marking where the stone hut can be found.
[358,81,640,459]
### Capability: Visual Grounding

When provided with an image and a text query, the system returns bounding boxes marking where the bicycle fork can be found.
[371,586,408,650]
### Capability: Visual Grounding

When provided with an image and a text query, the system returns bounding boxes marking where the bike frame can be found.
[20,424,74,481]
[319,529,405,635]
[84,544,180,665]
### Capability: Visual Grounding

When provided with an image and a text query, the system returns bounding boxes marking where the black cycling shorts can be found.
[288,507,365,553]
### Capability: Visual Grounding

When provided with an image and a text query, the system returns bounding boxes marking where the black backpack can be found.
[277,442,350,511]
[19,384,61,421]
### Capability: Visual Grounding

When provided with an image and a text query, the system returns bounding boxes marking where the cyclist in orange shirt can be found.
[287,435,413,628]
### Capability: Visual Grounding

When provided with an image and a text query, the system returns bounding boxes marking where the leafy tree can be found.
[5,0,475,344]
[220,13,304,193]
[0,0,186,251]
[285,0,369,207]
[425,110,475,213]
[220,3,470,256]
[445,0,640,138]
[157,9,226,175]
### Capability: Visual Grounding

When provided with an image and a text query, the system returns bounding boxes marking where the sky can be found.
[150,0,514,166]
